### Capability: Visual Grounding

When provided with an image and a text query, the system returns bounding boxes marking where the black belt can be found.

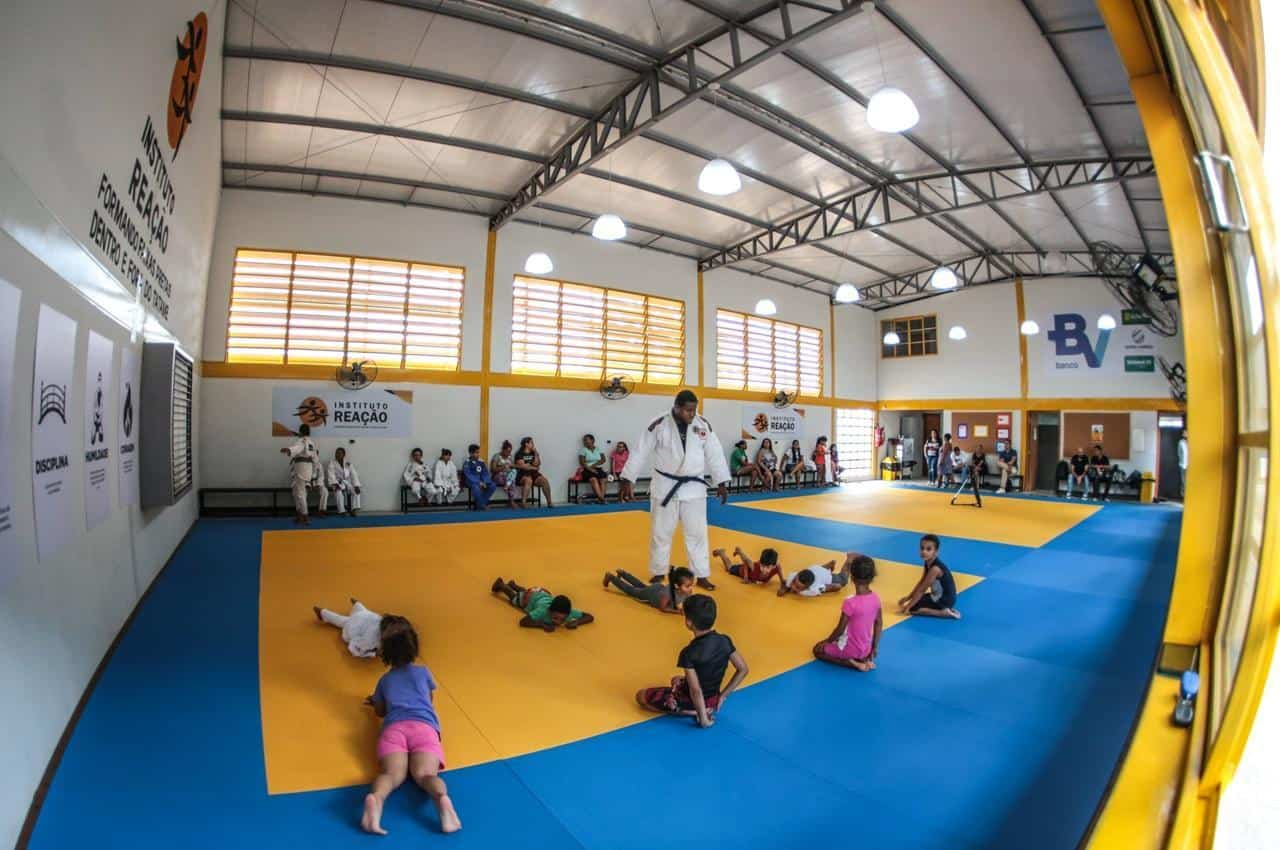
[655,469,705,506]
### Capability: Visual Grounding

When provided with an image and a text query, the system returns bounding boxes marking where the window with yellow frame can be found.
[716,308,823,395]
[880,314,938,359]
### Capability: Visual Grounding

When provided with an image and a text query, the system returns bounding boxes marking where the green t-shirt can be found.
[524,590,583,625]
[730,447,748,473]
[580,446,604,467]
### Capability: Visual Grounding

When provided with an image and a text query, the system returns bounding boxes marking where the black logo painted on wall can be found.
[91,372,105,445]
[38,382,68,425]
[122,382,134,437]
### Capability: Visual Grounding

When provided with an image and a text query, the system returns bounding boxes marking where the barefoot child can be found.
[713,546,782,586]
[813,555,881,671]
[777,556,850,597]
[898,533,961,619]
[491,577,594,631]
[361,618,461,836]
[313,598,387,658]
[602,566,695,614]
[636,595,748,728]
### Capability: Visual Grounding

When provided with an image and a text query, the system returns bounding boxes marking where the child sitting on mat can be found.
[777,556,849,597]
[713,546,782,586]
[636,594,749,728]
[898,533,961,619]
[313,597,390,658]
[491,577,594,631]
[361,617,461,836]
[813,555,881,671]
[602,566,695,614]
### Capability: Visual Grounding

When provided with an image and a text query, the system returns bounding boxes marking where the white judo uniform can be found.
[284,435,320,516]
[322,458,362,514]
[319,600,382,658]
[622,410,731,578]
[403,461,436,501]
[432,458,460,504]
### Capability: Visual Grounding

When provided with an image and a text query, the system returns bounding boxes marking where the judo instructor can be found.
[621,389,732,590]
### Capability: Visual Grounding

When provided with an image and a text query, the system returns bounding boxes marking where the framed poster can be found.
[84,331,115,529]
[1091,423,1105,441]
[957,423,969,440]
[974,425,989,438]
[0,279,21,573]
[32,304,79,560]
[997,427,1010,440]
[118,346,140,506]
[996,413,1011,426]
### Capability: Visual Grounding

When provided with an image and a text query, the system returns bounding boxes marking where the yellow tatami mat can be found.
[258,511,980,794]
[738,484,1098,547]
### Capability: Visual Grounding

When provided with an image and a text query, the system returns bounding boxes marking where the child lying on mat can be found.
[713,546,782,586]
[602,566,695,614]
[491,577,594,631]
[898,533,961,619]
[777,556,850,597]
[636,594,749,728]
[362,616,461,835]
[814,555,881,672]
[314,598,391,658]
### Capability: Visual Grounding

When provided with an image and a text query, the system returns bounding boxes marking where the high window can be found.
[880,314,938,359]
[225,249,465,370]
[510,276,685,383]
[716,309,823,395]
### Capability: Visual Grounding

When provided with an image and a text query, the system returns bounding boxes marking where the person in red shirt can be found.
[713,546,782,586]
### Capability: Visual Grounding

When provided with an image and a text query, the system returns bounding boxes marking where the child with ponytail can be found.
[601,566,695,614]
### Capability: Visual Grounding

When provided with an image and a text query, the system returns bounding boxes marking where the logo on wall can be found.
[38,382,68,425]
[1047,313,1111,369]
[90,372,105,445]
[751,413,769,433]
[122,382,134,437]
[167,11,208,158]
[294,396,330,428]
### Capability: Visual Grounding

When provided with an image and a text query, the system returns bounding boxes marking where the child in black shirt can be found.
[898,534,961,620]
[635,595,749,728]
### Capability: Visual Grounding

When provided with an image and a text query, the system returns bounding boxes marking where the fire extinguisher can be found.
[874,425,886,448]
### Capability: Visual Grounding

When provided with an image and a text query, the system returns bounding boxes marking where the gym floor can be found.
[25,483,1181,850]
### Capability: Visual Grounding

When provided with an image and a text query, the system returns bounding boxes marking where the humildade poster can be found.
[32,304,79,560]
[118,346,140,507]
[271,387,415,438]
[0,279,21,573]
[84,331,115,529]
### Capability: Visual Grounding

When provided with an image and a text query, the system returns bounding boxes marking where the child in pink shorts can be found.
[813,554,882,672]
[362,616,461,835]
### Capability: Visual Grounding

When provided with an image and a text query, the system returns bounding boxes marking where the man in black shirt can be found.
[1066,447,1090,499]
[635,595,749,728]
[1087,444,1113,502]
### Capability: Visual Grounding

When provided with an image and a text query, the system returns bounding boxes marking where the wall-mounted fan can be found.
[1159,356,1187,406]
[336,359,378,390]
[1089,242,1179,338]
[600,375,635,400]
[773,390,798,408]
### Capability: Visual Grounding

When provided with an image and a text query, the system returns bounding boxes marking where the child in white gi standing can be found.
[280,424,319,525]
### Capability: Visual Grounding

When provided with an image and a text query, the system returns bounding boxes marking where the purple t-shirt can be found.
[373,664,440,731]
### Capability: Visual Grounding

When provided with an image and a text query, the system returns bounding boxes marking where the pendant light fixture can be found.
[930,266,959,290]
[523,251,553,274]
[834,283,860,303]
[755,298,777,316]
[1097,313,1117,330]
[948,325,968,341]
[883,330,901,346]
[863,2,919,134]
[593,154,627,241]
[698,158,742,195]
[1020,319,1041,336]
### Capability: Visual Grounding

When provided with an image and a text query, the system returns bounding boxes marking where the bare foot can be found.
[946,608,963,620]
[313,606,323,623]
[361,793,387,835]
[491,577,505,594]
[350,597,359,605]
[435,794,462,833]
[712,548,726,557]
[601,572,612,589]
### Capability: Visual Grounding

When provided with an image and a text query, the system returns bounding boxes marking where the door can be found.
[923,412,942,441]
[1158,427,1184,500]
[1034,424,1060,491]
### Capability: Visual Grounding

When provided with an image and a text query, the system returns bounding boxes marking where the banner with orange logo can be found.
[739,405,803,446]
[271,387,414,439]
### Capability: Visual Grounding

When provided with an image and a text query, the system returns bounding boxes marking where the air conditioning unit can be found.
[139,341,195,508]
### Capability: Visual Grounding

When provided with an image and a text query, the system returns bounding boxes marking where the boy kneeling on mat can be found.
[636,595,749,728]
[491,577,594,631]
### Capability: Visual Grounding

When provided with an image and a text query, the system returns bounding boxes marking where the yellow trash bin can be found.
[880,459,901,481]
[1139,474,1156,504]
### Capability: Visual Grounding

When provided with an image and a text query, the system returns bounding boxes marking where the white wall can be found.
[834,304,879,401]
[204,190,490,369]
[0,2,223,846]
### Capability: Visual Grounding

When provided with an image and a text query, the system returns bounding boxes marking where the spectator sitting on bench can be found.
[943,444,965,487]
[514,437,554,509]
[490,440,518,505]
[403,447,436,506]
[755,438,779,491]
[610,441,633,502]
[432,449,460,504]
[782,439,805,485]
[730,440,762,489]
[578,434,608,503]
[462,444,497,510]
[1088,444,1113,502]
[323,447,362,516]
[970,444,988,489]
[1066,447,1090,499]
[996,444,1018,493]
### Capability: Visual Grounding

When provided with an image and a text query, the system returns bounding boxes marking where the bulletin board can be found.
[951,411,1010,453]
[1062,412,1131,458]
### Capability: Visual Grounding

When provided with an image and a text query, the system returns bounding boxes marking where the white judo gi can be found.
[319,600,382,658]
[284,435,319,516]
[403,461,437,501]
[432,458,460,504]
[322,458,362,514]
[622,410,731,578]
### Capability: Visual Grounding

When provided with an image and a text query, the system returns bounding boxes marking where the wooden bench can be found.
[199,486,322,517]
[566,476,651,504]
[400,482,542,513]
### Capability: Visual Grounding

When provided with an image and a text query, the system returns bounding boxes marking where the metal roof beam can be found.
[699,157,1154,270]
[488,0,870,229]
[223,161,512,200]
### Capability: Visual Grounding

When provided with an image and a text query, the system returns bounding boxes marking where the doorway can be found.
[1032,412,1061,492]
[1157,412,1186,500]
